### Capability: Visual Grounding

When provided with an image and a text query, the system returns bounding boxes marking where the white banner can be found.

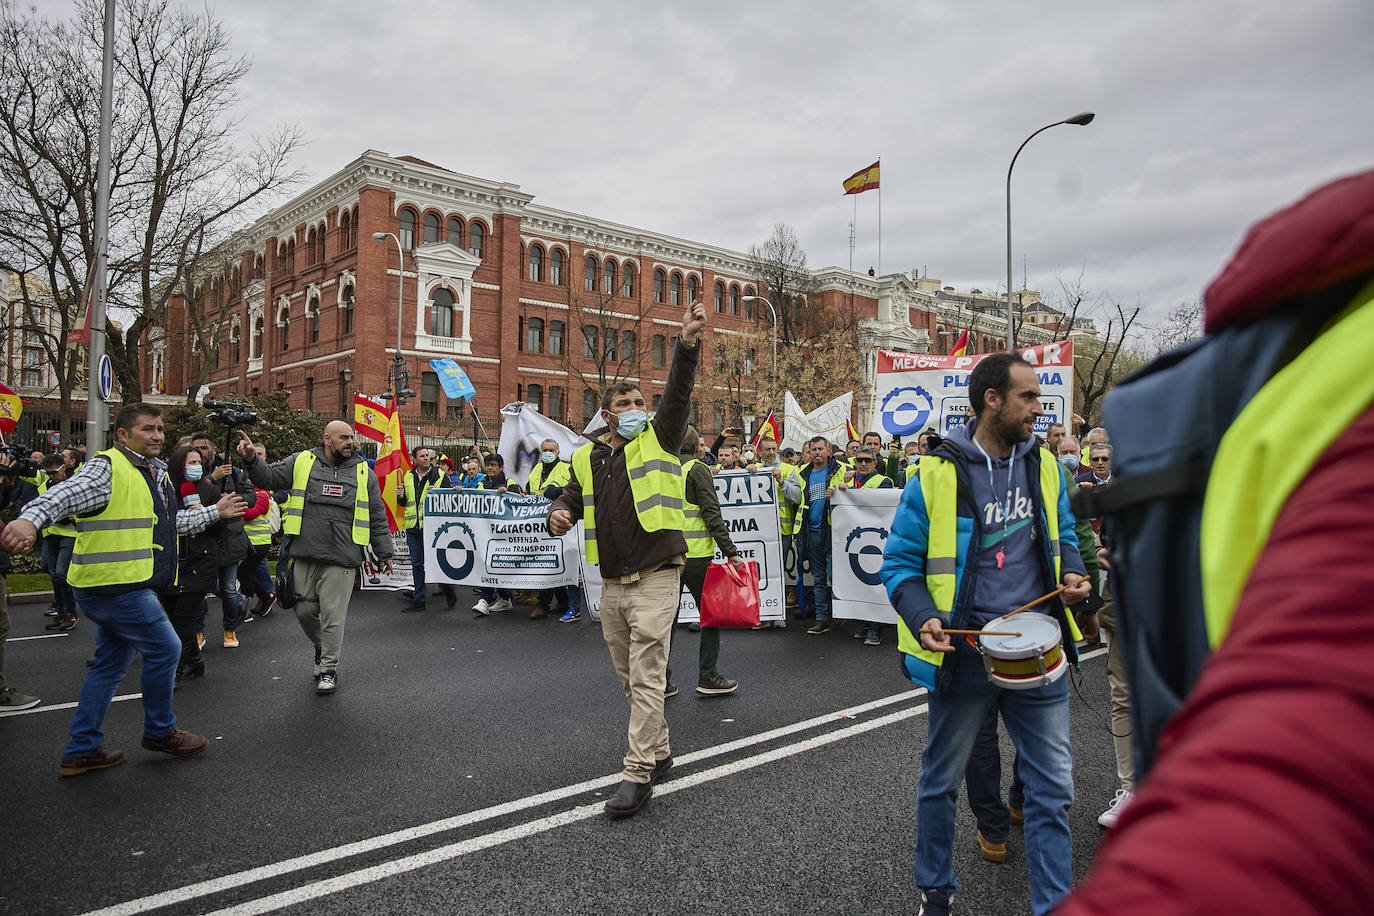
[360,531,412,591]
[829,488,903,624]
[423,489,580,588]
[497,403,588,488]
[580,471,785,624]
[783,390,854,452]
[872,340,1074,439]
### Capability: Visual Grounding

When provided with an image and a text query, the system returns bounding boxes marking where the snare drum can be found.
[976,612,1066,690]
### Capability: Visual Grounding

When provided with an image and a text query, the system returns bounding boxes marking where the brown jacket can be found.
[549,338,699,578]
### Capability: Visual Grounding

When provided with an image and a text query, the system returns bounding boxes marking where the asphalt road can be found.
[0,589,1121,915]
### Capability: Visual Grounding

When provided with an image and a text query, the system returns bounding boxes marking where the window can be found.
[621,330,635,361]
[306,227,317,265]
[745,348,755,375]
[286,239,296,273]
[653,269,665,303]
[687,276,698,304]
[399,209,416,249]
[447,217,463,248]
[714,282,724,313]
[621,262,635,298]
[652,394,662,412]
[652,334,666,367]
[714,346,724,372]
[527,383,544,413]
[447,394,464,421]
[743,288,755,318]
[423,212,440,244]
[582,325,599,359]
[670,273,681,306]
[603,260,617,296]
[232,326,242,364]
[340,210,352,250]
[528,245,544,282]
[431,288,455,337]
[467,221,485,258]
[526,316,544,353]
[689,398,699,426]
[23,368,40,388]
[252,317,263,358]
[342,285,355,334]
[549,320,564,356]
[582,389,599,425]
[309,298,320,343]
[729,285,740,315]
[550,248,564,285]
[305,377,314,411]
[278,307,290,351]
[548,386,564,422]
[317,224,325,263]
[584,256,598,293]
[420,371,439,420]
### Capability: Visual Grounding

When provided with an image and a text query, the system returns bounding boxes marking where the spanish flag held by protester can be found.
[353,395,392,443]
[842,161,880,195]
[0,382,24,434]
[751,411,782,449]
[363,400,412,533]
[846,417,861,444]
[950,328,970,357]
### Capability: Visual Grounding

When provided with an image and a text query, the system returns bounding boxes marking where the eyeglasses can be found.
[854,458,875,463]
[1091,457,1110,462]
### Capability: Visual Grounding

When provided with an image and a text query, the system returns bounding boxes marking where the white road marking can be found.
[7,633,71,640]
[0,693,142,718]
[82,647,1107,915]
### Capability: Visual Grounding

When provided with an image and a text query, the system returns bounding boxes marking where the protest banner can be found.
[423,488,580,588]
[782,391,854,452]
[828,487,903,625]
[872,340,1074,438]
[360,531,412,591]
[580,471,785,624]
[498,403,588,487]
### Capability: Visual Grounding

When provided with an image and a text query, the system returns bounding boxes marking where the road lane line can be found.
[0,693,142,718]
[7,633,71,641]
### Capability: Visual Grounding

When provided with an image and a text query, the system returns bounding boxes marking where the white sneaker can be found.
[1097,788,1134,828]
[489,597,514,612]
[473,598,491,615]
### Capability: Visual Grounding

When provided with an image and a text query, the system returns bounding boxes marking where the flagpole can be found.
[86,0,115,449]
[877,156,882,277]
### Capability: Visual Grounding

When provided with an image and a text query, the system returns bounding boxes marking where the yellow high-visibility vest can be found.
[680,458,716,559]
[570,425,684,566]
[68,449,157,588]
[283,452,370,545]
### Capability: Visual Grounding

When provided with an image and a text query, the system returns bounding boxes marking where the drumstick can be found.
[920,628,1021,637]
[1000,582,1074,620]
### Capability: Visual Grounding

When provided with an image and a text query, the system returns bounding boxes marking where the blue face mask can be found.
[611,409,648,439]
[1058,453,1079,471]
[186,464,203,481]
[541,451,558,464]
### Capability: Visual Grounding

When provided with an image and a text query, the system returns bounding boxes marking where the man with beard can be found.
[236,421,393,695]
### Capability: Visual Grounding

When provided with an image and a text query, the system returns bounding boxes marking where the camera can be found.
[0,444,41,479]
[204,399,258,428]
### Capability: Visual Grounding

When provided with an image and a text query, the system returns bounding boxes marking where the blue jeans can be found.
[238,544,274,603]
[66,587,180,757]
[965,705,1025,842]
[42,535,76,617]
[916,644,1073,916]
[215,563,244,628]
[803,529,832,620]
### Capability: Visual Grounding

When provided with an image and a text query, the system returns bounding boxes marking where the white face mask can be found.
[541,451,558,464]
[1059,453,1080,470]
[607,408,648,439]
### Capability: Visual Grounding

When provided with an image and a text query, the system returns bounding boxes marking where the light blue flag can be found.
[429,358,476,400]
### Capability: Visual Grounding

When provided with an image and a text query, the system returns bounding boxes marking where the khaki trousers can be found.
[1098,577,1135,790]
[291,558,358,674]
[598,565,681,783]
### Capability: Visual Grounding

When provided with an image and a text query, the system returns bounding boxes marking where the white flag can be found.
[497,404,588,487]
[782,391,854,452]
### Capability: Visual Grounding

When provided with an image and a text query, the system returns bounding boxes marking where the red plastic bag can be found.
[699,560,760,628]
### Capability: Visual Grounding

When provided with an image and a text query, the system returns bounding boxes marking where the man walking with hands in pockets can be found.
[548,298,706,819]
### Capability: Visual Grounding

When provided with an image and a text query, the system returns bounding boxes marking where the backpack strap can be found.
[1072,464,1206,518]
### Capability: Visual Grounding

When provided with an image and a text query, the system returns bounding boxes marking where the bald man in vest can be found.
[236,420,392,695]
[548,298,706,819]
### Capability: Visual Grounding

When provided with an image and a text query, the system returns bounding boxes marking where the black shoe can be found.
[650,755,674,784]
[443,589,458,609]
[174,658,206,688]
[402,601,425,613]
[663,683,679,698]
[917,888,954,916]
[256,596,275,617]
[604,779,652,818]
[696,675,739,696]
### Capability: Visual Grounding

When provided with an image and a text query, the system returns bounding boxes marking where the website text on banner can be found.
[579,471,785,624]
[828,488,903,625]
[424,489,580,588]
[873,340,1074,438]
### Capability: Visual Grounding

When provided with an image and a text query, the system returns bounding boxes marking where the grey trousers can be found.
[0,577,9,690]
[291,558,357,674]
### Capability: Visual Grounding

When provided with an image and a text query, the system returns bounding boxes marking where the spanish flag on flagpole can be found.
[0,382,24,435]
[842,161,880,195]
[354,395,392,443]
[846,418,861,443]
[371,407,412,533]
[751,411,782,450]
[950,328,970,357]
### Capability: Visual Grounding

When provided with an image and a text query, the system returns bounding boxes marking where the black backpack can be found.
[1072,275,1363,777]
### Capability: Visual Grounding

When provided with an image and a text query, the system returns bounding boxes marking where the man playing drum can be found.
[880,352,1092,916]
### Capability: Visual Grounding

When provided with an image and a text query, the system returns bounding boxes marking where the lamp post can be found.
[741,295,778,403]
[1006,111,1094,348]
[372,231,416,405]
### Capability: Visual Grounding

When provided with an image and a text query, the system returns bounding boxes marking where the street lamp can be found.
[1006,111,1094,348]
[372,231,416,405]
[741,295,778,402]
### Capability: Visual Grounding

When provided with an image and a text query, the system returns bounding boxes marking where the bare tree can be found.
[747,223,818,346]
[1073,300,1143,424]
[0,0,302,412]
[558,259,655,418]
[694,327,772,434]
[1149,300,1204,355]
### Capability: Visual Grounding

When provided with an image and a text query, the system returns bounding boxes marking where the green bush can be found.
[163,391,324,462]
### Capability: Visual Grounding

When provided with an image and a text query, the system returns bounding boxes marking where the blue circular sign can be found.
[97,355,113,401]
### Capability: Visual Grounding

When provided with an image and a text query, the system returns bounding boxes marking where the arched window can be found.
[687,276,699,304]
[447,217,463,247]
[670,273,682,306]
[399,209,416,249]
[286,238,296,273]
[583,389,599,425]
[584,256,598,292]
[526,316,544,353]
[582,325,600,359]
[714,282,724,313]
[603,260,616,296]
[467,221,485,258]
[231,321,241,364]
[420,371,439,420]
[621,262,635,298]
[431,288,455,337]
[423,212,440,244]
[621,330,635,361]
[309,297,320,343]
[743,287,755,318]
[729,285,740,315]
[550,249,564,286]
[745,348,756,375]
[342,285,355,334]
[549,320,565,356]
[652,334,666,368]
[548,386,564,422]
[653,269,666,303]
[527,383,544,413]
[317,224,326,263]
[307,227,317,265]
[252,316,264,358]
[278,306,290,351]
[340,210,352,250]
[528,244,544,282]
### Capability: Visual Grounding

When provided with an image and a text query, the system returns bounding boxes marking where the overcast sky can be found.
[45,0,1374,331]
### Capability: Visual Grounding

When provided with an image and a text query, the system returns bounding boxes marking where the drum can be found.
[976,612,1066,689]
